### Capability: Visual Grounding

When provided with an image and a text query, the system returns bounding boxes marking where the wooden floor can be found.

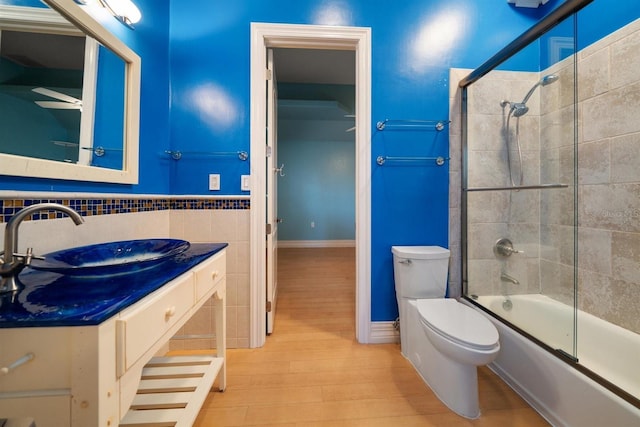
[186,247,549,426]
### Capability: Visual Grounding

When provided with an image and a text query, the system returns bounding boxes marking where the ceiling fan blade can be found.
[32,87,82,105]
[35,101,82,110]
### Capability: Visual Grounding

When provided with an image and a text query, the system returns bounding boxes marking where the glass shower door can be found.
[460,1,640,405]
[462,15,578,358]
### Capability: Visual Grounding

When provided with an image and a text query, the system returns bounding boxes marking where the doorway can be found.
[273,47,356,337]
[249,23,372,348]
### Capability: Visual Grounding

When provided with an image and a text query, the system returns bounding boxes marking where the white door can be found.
[266,48,279,335]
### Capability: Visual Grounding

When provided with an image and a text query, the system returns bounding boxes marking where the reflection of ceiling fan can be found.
[32,87,82,110]
[345,114,356,132]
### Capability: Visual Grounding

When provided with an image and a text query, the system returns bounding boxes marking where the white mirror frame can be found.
[0,0,140,184]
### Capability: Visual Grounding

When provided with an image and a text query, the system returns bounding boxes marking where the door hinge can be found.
[266,68,272,80]
[266,301,272,312]
[266,223,272,235]
[266,146,272,157]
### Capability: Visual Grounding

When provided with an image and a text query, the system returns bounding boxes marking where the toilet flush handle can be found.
[399,259,412,265]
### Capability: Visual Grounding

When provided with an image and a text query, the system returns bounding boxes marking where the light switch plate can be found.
[241,175,250,191]
[209,174,220,191]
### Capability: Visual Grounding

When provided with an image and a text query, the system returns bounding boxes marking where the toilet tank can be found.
[392,246,450,298]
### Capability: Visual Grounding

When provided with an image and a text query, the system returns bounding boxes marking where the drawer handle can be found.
[1,352,35,375]
[165,306,176,319]
[211,270,219,280]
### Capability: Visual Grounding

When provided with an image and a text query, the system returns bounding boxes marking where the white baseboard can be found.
[278,240,356,248]
[369,321,400,344]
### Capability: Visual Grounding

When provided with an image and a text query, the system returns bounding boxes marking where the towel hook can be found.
[274,164,285,177]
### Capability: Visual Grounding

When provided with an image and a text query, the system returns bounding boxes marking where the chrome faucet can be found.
[1,203,84,293]
[500,272,520,285]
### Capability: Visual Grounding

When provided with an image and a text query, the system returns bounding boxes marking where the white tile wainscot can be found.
[0,248,227,427]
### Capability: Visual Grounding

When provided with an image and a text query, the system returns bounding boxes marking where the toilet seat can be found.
[416,299,498,351]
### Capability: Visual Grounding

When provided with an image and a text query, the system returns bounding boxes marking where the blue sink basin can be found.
[29,239,191,277]
[0,242,227,327]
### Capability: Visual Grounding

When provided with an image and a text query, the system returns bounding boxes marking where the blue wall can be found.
[0,0,550,322]
[276,84,355,242]
[0,90,71,161]
[168,0,551,321]
[92,45,125,170]
[277,119,355,242]
[3,0,636,322]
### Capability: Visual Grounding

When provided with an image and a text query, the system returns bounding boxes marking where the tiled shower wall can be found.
[459,69,547,300]
[450,17,640,335]
[0,196,251,348]
[449,67,544,300]
[571,18,640,334]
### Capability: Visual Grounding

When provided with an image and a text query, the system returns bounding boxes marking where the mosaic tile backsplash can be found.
[0,198,250,223]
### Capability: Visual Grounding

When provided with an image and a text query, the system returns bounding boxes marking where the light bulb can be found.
[103,0,141,24]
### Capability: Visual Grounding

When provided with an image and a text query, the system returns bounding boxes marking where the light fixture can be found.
[507,0,550,8]
[73,0,141,29]
[99,0,141,28]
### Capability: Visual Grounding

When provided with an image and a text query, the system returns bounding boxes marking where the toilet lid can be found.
[416,299,499,350]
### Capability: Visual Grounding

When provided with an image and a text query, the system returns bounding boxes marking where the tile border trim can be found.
[0,197,250,223]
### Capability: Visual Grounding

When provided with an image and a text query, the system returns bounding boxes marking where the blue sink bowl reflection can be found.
[29,239,191,277]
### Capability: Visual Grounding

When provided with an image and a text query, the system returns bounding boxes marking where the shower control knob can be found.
[494,238,522,258]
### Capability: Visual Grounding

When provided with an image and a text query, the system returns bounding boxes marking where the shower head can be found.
[520,73,559,105]
[507,74,559,117]
[540,74,559,86]
[511,102,529,117]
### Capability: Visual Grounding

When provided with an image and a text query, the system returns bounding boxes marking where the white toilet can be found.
[392,246,500,419]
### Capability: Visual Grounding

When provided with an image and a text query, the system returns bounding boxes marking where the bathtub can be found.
[464,294,640,426]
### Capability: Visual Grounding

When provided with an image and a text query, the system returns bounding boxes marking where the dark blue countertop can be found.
[0,243,227,328]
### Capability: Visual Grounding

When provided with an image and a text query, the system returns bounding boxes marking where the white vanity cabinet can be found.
[0,248,226,427]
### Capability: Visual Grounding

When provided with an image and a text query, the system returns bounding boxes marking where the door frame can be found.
[249,23,372,348]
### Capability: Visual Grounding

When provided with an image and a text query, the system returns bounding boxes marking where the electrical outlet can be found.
[209,174,220,191]
[241,175,250,191]
[311,221,315,228]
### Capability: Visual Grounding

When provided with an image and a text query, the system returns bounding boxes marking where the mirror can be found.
[0,0,140,184]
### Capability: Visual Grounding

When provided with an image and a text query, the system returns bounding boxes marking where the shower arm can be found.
[520,74,559,106]
[520,81,542,105]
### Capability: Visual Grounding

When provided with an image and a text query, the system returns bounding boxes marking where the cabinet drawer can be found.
[0,394,70,427]
[193,251,226,301]
[116,274,194,375]
[0,328,71,391]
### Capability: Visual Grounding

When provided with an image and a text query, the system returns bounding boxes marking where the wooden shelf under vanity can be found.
[120,355,224,426]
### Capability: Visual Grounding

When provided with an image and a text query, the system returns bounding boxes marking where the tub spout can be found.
[500,272,520,285]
